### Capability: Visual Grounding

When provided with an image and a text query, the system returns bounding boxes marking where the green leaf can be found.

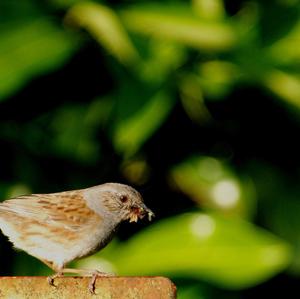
[170,156,256,218]
[120,4,236,51]
[268,21,300,66]
[248,163,300,274]
[138,40,186,85]
[179,73,212,124]
[192,0,225,21]
[112,88,176,156]
[112,212,292,289]
[66,2,139,65]
[197,61,240,100]
[263,70,300,108]
[0,18,78,100]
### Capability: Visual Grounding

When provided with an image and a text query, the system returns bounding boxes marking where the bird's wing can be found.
[0,191,100,231]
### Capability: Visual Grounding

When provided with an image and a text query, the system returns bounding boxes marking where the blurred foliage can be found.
[0,0,300,298]
[80,212,291,289]
[170,156,256,218]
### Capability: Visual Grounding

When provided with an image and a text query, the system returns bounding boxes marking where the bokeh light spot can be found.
[191,214,216,239]
[211,179,240,208]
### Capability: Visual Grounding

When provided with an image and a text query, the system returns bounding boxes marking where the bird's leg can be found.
[47,271,64,286]
[61,268,114,294]
[42,258,114,294]
[40,259,64,287]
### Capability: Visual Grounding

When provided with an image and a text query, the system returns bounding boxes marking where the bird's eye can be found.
[120,195,128,203]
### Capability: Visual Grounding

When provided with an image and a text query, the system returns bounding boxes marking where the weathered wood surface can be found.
[0,276,176,299]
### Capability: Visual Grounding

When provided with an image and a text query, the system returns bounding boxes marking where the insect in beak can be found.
[145,207,155,221]
[129,204,155,223]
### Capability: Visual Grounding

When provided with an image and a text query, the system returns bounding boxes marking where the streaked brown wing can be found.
[0,190,99,231]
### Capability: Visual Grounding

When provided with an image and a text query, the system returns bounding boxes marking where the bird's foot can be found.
[88,270,114,294]
[47,272,63,287]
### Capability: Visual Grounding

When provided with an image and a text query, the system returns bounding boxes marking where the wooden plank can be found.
[0,276,176,299]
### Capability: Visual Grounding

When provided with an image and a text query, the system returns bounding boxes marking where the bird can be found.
[0,182,154,293]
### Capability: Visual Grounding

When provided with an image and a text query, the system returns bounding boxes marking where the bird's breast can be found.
[77,219,119,259]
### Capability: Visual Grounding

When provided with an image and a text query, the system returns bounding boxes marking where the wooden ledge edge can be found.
[0,276,177,299]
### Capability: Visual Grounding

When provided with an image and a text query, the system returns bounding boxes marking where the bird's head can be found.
[87,183,154,223]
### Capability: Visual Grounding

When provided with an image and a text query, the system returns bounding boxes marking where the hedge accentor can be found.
[0,183,154,293]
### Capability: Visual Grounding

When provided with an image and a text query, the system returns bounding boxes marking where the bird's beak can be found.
[129,203,155,223]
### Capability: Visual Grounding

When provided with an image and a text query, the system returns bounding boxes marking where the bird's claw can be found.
[88,270,114,294]
[47,272,63,288]
[47,276,55,286]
